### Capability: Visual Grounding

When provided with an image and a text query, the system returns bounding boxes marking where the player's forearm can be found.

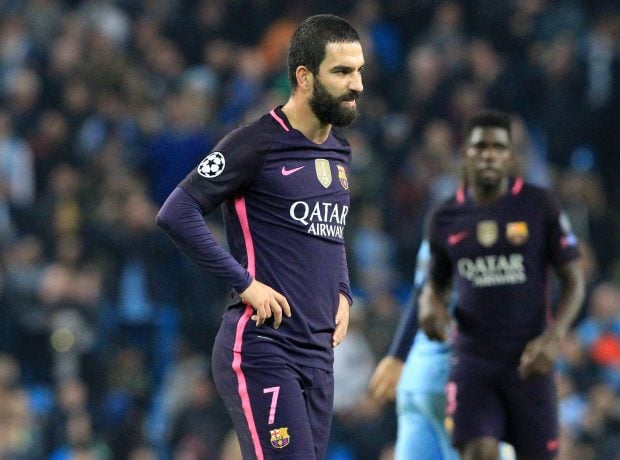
[419,288,448,321]
[387,285,420,360]
[157,186,252,293]
[548,261,585,338]
[388,241,431,359]
[422,279,450,309]
[418,281,451,341]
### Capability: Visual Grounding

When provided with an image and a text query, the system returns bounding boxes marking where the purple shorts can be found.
[212,330,334,459]
[446,352,559,458]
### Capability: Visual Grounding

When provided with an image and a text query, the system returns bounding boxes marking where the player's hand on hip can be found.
[240,279,291,329]
[332,293,350,348]
[369,356,404,402]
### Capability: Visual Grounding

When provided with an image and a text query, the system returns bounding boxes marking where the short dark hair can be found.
[287,14,360,91]
[464,110,512,141]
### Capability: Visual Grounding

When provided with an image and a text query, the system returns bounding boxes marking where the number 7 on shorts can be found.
[263,386,280,425]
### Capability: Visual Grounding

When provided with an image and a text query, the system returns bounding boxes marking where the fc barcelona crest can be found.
[506,221,528,245]
[477,220,498,247]
[269,427,290,449]
[315,159,332,188]
[337,165,349,190]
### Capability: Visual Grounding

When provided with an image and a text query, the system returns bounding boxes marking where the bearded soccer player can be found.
[418,110,585,460]
[157,14,363,459]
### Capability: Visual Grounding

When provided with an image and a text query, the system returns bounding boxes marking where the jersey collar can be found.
[270,106,293,132]
[456,177,524,205]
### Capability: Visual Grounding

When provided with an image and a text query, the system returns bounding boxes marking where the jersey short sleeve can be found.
[542,190,580,267]
[426,207,454,289]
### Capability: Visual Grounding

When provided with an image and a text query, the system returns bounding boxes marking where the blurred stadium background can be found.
[0,0,619,458]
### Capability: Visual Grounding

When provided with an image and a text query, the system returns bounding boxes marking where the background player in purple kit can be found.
[156,14,364,460]
[419,110,585,460]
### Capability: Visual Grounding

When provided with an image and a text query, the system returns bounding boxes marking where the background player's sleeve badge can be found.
[197,151,225,178]
[269,427,290,448]
[506,221,528,245]
[559,211,573,234]
[477,220,498,247]
[315,159,332,188]
[558,211,578,247]
[337,164,349,190]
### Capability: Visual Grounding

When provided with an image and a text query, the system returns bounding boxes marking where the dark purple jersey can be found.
[427,179,580,364]
[179,107,352,370]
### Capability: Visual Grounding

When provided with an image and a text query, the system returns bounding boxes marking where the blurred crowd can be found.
[1,0,620,459]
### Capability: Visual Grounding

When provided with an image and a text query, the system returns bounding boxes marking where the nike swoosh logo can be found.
[281,165,305,176]
[448,231,468,246]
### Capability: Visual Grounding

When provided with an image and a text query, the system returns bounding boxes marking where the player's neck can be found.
[281,98,332,144]
[470,178,509,205]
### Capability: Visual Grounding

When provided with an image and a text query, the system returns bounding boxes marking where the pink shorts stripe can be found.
[232,197,263,459]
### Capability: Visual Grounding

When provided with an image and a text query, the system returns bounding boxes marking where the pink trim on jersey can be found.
[235,197,256,278]
[270,109,290,132]
[456,186,466,204]
[511,177,524,195]
[232,197,263,460]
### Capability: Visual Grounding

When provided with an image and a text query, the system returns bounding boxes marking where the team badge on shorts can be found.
[337,165,349,190]
[197,152,225,178]
[506,221,528,245]
[315,159,332,188]
[477,220,498,247]
[269,427,290,448]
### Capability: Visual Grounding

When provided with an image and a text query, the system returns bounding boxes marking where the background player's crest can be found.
[269,427,290,448]
[506,221,528,245]
[197,151,225,178]
[337,164,349,189]
[477,220,498,247]
[315,159,332,188]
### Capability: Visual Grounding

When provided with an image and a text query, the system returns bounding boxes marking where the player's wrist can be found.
[386,356,404,366]
[542,325,568,349]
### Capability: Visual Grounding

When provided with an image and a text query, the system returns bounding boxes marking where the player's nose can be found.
[349,73,363,93]
[480,146,498,160]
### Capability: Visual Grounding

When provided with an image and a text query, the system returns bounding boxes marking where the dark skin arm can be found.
[418,279,452,342]
[518,259,585,379]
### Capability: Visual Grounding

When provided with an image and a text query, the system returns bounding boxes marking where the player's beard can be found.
[476,168,502,188]
[473,166,508,199]
[309,77,359,127]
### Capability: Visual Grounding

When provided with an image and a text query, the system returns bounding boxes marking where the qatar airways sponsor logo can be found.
[289,201,348,238]
[457,253,526,287]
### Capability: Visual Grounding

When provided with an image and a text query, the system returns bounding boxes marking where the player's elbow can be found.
[155,207,172,233]
[156,187,187,235]
[156,195,179,237]
[560,260,586,300]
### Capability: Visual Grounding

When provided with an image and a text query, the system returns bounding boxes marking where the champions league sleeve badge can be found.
[559,212,578,247]
[197,151,225,178]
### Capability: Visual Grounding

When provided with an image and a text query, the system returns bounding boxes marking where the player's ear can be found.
[507,150,521,176]
[295,65,313,92]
